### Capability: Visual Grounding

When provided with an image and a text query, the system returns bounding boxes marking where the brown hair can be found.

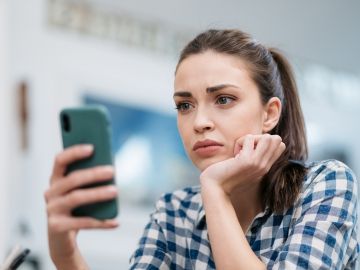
[176,29,308,213]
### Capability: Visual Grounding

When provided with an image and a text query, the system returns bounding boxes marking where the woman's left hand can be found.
[200,134,286,194]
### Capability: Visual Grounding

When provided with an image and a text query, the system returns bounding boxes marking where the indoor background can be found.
[0,0,359,269]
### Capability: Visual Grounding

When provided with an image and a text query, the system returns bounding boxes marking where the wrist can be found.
[53,250,89,270]
[200,176,232,196]
[200,178,230,200]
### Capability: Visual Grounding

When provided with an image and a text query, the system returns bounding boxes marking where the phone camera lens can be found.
[62,114,71,132]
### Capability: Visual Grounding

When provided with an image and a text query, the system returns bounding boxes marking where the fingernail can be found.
[109,220,119,227]
[107,186,117,194]
[103,165,114,172]
[82,144,94,152]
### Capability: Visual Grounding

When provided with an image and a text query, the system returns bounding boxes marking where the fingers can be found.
[51,145,94,181]
[255,134,282,160]
[234,134,286,170]
[256,134,285,172]
[234,134,262,157]
[235,134,284,156]
[46,145,119,242]
[47,165,114,199]
[47,185,118,215]
[268,141,286,166]
[48,216,119,233]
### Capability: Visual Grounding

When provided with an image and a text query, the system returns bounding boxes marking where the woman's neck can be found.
[229,183,263,233]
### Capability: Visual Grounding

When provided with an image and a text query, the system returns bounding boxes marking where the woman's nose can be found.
[193,108,214,133]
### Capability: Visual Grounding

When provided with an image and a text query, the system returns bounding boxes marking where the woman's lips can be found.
[193,139,223,157]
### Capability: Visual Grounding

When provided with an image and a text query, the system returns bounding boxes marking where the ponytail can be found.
[262,48,308,213]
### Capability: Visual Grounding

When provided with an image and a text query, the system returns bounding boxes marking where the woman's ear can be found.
[262,97,282,133]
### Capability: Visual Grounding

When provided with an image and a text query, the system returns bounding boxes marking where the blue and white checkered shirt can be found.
[129,159,359,269]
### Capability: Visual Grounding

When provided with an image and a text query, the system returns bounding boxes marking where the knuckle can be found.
[71,169,96,187]
[273,135,282,143]
[46,202,56,216]
[54,153,64,165]
[46,204,53,216]
[278,143,286,153]
[67,190,83,205]
[44,189,49,197]
[68,171,85,186]
[261,134,271,143]
[67,186,115,207]
[49,175,56,183]
[44,190,51,202]
[70,168,101,186]
[258,162,268,173]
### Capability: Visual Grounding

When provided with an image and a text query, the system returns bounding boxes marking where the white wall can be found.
[0,0,24,261]
[0,0,21,261]
[0,0,9,260]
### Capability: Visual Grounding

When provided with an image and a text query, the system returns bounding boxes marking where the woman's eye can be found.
[175,102,192,112]
[216,96,234,105]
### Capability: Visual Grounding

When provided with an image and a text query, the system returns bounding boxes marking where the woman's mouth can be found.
[192,139,223,157]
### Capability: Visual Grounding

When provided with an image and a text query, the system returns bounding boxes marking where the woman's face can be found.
[174,51,269,171]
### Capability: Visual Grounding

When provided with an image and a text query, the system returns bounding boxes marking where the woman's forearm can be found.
[53,251,89,270]
[49,231,88,270]
[201,182,266,270]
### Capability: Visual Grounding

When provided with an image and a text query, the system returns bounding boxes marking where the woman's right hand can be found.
[44,145,119,269]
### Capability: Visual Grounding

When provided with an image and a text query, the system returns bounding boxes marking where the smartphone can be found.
[60,105,118,220]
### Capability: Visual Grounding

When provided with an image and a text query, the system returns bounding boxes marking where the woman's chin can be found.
[193,155,230,172]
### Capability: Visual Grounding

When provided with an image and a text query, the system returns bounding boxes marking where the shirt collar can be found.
[246,207,272,234]
[195,205,206,229]
[194,199,272,231]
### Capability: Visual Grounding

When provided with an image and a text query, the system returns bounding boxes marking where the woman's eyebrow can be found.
[173,84,240,98]
[173,91,192,98]
[206,84,240,93]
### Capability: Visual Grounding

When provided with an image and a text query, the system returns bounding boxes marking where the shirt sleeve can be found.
[129,195,172,270]
[268,161,359,270]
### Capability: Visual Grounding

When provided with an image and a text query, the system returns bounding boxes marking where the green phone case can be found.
[60,105,118,220]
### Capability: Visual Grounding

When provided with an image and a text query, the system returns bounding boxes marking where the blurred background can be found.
[0,0,359,269]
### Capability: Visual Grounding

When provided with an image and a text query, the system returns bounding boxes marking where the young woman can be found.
[45,29,359,269]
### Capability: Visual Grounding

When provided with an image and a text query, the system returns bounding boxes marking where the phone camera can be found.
[62,113,71,132]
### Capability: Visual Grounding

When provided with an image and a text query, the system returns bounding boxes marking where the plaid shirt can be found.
[129,159,359,269]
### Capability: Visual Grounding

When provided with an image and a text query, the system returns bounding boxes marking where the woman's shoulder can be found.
[299,159,357,209]
[303,159,356,189]
[305,158,355,173]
